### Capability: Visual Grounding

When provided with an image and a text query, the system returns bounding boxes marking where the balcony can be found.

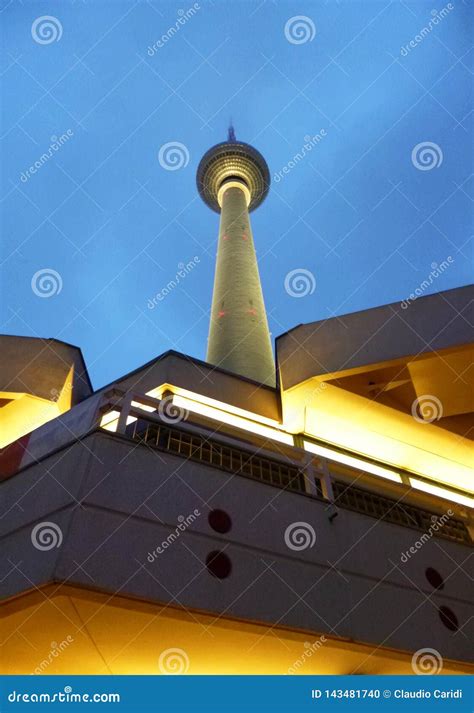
[117,404,471,548]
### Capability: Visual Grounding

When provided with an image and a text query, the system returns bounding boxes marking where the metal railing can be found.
[332,480,471,545]
[126,418,309,495]
[105,391,471,547]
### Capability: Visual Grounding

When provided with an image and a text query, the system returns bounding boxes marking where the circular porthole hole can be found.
[425,567,444,590]
[438,605,459,632]
[208,509,232,534]
[206,550,232,579]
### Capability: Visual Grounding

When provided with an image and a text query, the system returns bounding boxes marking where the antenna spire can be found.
[228,122,236,142]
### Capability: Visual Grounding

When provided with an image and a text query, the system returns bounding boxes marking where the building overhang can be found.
[276,286,474,494]
[0,335,92,448]
[3,585,473,675]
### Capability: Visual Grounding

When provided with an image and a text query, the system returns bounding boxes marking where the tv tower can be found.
[197,127,275,386]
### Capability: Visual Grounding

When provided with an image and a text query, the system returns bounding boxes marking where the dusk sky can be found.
[1,0,472,389]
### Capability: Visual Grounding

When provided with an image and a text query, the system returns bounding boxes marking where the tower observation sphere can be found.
[197,128,275,386]
[196,130,270,213]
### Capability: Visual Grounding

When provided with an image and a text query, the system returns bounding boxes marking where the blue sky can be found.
[1,0,472,389]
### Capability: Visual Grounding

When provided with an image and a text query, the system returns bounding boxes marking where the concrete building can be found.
[1,134,473,676]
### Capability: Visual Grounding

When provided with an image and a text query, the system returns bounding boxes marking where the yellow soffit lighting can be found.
[410,478,474,509]
[171,394,294,445]
[0,394,61,449]
[303,440,402,483]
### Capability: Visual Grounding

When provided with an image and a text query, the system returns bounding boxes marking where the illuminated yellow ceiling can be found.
[0,367,73,449]
[280,345,474,496]
[2,586,472,676]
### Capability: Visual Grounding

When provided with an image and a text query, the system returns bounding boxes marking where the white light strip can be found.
[146,385,283,429]
[99,399,158,432]
[100,410,120,431]
[410,478,473,509]
[131,400,156,413]
[303,440,402,483]
[173,395,294,445]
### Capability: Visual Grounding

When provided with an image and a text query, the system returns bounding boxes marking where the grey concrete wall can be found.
[277,285,474,390]
[113,351,281,422]
[1,431,472,663]
[0,335,91,404]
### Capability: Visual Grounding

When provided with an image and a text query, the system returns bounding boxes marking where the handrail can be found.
[99,391,472,544]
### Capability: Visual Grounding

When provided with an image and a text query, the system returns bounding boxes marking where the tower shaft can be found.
[207,184,274,385]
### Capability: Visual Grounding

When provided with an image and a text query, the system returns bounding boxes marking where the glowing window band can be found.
[100,400,157,431]
[303,440,402,483]
[100,410,121,431]
[171,394,294,445]
[146,386,283,429]
[99,389,293,445]
[410,478,473,509]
